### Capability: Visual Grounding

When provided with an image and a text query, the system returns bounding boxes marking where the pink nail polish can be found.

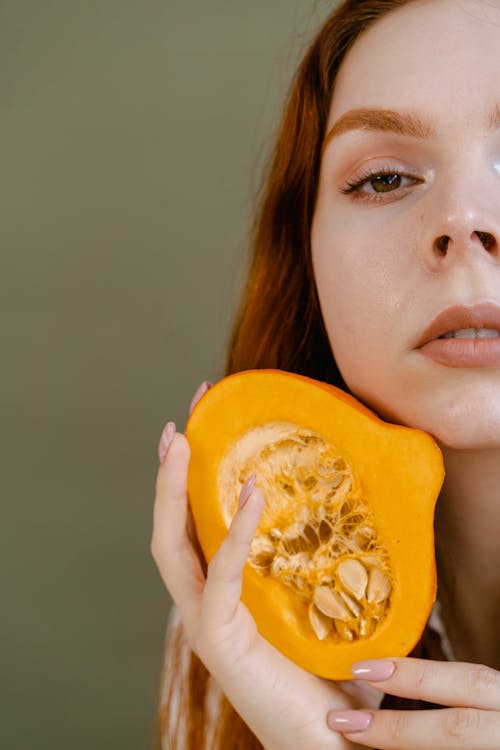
[158,421,176,463]
[189,380,212,415]
[327,710,372,733]
[351,659,395,680]
[238,474,256,509]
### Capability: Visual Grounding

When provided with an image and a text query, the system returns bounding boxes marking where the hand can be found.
[327,656,500,748]
[151,380,380,750]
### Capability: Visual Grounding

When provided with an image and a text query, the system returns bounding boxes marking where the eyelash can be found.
[340,167,420,204]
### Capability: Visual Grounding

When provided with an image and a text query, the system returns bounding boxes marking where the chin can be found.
[429,420,500,451]
[390,402,500,451]
[418,388,500,450]
[349,382,500,451]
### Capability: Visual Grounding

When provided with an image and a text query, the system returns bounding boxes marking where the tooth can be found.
[439,328,500,339]
[476,328,500,338]
[453,328,477,338]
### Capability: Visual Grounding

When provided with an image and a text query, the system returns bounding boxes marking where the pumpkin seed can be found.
[337,559,368,600]
[271,555,287,576]
[339,589,361,617]
[359,616,375,637]
[334,619,354,642]
[366,566,392,603]
[308,603,332,640]
[313,585,350,621]
[229,423,394,643]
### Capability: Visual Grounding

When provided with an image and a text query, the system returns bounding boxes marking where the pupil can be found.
[372,174,401,193]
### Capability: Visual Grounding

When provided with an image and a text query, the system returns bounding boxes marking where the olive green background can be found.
[2,1,333,747]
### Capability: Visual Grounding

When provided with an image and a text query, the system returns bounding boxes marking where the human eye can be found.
[339,165,422,205]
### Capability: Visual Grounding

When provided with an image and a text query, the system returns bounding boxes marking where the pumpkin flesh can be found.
[185,369,444,679]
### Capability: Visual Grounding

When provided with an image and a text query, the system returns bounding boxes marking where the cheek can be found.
[311,215,402,382]
[310,202,426,428]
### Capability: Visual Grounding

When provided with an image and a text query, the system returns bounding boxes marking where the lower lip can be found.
[418,338,500,367]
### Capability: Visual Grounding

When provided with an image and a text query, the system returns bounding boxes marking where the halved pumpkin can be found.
[185,369,444,679]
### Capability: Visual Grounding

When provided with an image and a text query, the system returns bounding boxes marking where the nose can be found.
[419,177,500,271]
[433,229,498,257]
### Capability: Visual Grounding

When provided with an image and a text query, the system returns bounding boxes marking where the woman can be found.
[152,0,500,747]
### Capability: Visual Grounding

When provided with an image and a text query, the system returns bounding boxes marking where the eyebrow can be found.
[322,104,500,151]
[323,108,436,151]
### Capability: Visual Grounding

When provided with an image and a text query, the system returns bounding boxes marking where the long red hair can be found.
[155,1,412,747]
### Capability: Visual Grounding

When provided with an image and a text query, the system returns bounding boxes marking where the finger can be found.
[186,380,212,567]
[185,499,208,577]
[202,478,265,631]
[189,379,213,416]
[155,418,205,571]
[151,429,205,623]
[351,657,500,710]
[328,706,500,749]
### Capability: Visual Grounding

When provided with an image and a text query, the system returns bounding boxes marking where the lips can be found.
[416,301,500,347]
[416,301,500,367]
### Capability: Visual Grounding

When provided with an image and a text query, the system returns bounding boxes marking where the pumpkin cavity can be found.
[219,422,393,643]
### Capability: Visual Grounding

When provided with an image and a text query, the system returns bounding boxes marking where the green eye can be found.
[370,173,402,192]
[340,168,420,204]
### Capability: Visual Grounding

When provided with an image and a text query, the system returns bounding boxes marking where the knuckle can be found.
[150,532,183,567]
[467,663,500,693]
[150,535,163,563]
[388,709,409,743]
[150,536,157,559]
[414,659,433,694]
[207,549,240,585]
[443,708,481,740]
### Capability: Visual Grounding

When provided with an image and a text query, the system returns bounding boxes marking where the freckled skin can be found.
[311,0,500,449]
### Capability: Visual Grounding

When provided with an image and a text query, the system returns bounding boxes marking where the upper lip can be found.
[417,301,500,346]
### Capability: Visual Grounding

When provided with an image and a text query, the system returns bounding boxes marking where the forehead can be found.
[328,0,500,127]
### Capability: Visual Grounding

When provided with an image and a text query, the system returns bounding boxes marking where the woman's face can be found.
[311,0,500,449]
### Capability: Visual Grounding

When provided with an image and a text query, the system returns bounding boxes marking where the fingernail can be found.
[238,473,256,509]
[158,421,176,463]
[351,659,396,680]
[189,380,212,415]
[327,710,372,733]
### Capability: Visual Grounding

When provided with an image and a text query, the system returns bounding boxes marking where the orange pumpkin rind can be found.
[185,369,445,679]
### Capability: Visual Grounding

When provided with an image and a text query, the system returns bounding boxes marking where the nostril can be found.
[474,231,496,252]
[434,235,450,255]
